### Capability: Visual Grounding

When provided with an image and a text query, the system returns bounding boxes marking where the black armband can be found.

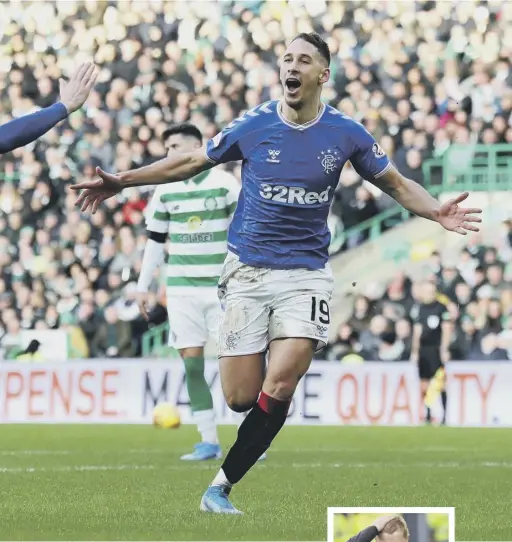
[147,230,167,244]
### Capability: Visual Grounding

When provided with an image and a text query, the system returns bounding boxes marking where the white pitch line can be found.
[0,464,159,474]
[0,446,485,457]
[126,446,463,454]
[0,461,511,475]
[0,450,70,456]
[287,461,512,468]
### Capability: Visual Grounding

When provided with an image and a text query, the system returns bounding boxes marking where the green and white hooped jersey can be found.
[145,169,241,294]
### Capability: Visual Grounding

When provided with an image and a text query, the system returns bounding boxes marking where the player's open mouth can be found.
[285,77,302,95]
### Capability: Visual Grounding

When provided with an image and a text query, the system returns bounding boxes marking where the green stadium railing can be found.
[435,143,512,191]
[142,321,181,359]
[328,184,445,249]
[329,143,512,248]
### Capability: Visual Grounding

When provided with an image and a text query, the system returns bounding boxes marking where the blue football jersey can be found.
[205,100,391,270]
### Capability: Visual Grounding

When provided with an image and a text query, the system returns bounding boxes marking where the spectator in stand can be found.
[438,262,464,301]
[378,330,408,362]
[322,323,372,363]
[348,295,375,334]
[377,273,413,320]
[479,333,509,361]
[330,233,512,363]
[395,319,412,361]
[90,305,136,358]
[360,315,390,360]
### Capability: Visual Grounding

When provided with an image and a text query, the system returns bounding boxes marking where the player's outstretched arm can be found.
[373,165,482,235]
[0,62,97,155]
[0,103,67,155]
[70,148,211,213]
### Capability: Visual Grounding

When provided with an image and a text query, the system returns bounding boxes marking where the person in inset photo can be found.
[347,515,409,542]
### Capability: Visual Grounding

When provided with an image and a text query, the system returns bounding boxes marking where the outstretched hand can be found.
[437,192,482,235]
[59,62,98,114]
[69,166,123,214]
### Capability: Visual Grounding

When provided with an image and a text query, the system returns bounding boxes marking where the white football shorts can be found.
[217,251,334,357]
[166,288,220,350]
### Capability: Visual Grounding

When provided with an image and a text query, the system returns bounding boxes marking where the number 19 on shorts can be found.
[310,296,330,325]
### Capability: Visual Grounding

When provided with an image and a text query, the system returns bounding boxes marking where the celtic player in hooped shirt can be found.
[71,32,482,515]
[136,123,241,462]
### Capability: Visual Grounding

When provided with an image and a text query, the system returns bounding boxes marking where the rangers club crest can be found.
[318,149,340,175]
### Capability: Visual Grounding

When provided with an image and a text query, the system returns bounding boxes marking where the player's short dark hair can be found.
[291,32,330,66]
[162,123,202,144]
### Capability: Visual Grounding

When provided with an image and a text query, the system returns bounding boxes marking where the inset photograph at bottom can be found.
[327,508,454,542]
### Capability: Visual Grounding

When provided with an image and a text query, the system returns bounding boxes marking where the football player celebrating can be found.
[70,33,482,514]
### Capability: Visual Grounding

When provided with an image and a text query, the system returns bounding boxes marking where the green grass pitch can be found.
[0,425,510,541]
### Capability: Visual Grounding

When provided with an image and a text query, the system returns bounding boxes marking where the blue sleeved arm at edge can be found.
[0,102,68,155]
[345,526,379,542]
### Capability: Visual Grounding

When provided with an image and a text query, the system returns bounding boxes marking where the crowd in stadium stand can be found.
[323,230,512,362]
[0,1,511,359]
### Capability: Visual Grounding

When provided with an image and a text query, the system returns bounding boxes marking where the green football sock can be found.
[182,356,213,412]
